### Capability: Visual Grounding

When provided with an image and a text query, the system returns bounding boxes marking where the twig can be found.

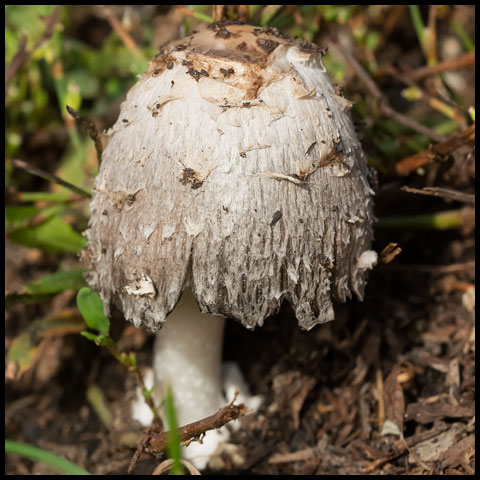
[128,424,163,474]
[395,124,475,175]
[334,43,447,143]
[99,5,145,60]
[376,369,385,433]
[409,51,475,81]
[146,390,248,455]
[364,421,471,473]
[5,35,27,89]
[5,5,60,89]
[152,459,201,475]
[401,186,475,205]
[378,242,402,265]
[401,433,431,472]
[380,103,447,142]
[383,260,475,274]
[66,105,103,163]
[428,124,475,156]
[269,443,323,464]
[10,158,91,198]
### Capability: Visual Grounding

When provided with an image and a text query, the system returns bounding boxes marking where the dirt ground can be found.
[5,5,475,476]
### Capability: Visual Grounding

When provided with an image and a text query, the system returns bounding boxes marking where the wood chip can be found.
[405,402,474,424]
[381,364,405,437]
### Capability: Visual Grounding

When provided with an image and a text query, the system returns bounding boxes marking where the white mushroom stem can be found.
[152,290,229,467]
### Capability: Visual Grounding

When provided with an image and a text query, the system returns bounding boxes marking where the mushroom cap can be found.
[84,22,376,332]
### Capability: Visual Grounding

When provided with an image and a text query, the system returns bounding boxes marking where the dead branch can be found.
[409,51,475,81]
[395,124,475,175]
[128,390,248,473]
[383,260,475,274]
[98,5,145,60]
[268,442,323,464]
[146,392,248,455]
[401,186,475,205]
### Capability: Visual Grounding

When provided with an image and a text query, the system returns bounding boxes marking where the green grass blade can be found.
[163,386,184,475]
[451,19,475,52]
[409,5,425,45]
[375,210,464,230]
[5,439,91,475]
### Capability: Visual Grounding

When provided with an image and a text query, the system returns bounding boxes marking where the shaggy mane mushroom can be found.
[83,22,376,469]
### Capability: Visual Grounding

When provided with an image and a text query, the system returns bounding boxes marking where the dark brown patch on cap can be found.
[299,41,328,55]
[270,210,282,226]
[215,27,232,39]
[257,26,294,41]
[148,53,177,75]
[180,168,203,189]
[236,41,247,51]
[186,68,209,82]
[220,67,235,78]
[256,38,280,54]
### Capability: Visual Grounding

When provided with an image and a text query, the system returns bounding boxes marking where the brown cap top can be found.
[145,23,327,100]
[156,22,325,65]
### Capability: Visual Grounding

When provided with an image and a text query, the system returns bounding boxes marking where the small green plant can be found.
[77,288,186,471]
[76,287,160,423]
